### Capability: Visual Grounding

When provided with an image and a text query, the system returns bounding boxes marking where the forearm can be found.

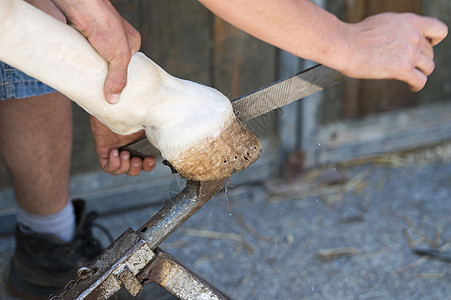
[200,0,447,91]
[199,0,349,70]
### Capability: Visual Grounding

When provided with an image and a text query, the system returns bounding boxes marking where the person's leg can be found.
[0,62,103,298]
[0,92,72,216]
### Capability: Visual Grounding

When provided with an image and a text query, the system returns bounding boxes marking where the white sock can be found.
[16,200,76,243]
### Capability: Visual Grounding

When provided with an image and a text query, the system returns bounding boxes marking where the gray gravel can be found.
[0,155,450,299]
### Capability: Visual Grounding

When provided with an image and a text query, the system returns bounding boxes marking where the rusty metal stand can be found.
[50,180,230,299]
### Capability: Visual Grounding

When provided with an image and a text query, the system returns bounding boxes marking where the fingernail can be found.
[108,93,120,104]
[112,149,119,157]
[122,152,130,160]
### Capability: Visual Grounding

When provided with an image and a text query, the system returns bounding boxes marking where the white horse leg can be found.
[0,0,261,180]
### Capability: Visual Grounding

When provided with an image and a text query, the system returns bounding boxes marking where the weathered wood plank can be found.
[212,17,278,138]
[141,0,212,85]
[0,159,9,189]
[420,0,451,104]
[366,0,421,15]
[112,0,143,29]
[212,17,277,99]
[316,101,451,164]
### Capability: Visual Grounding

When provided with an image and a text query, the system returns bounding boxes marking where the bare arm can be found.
[199,0,448,91]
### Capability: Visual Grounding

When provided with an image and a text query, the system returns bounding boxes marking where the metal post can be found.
[138,180,224,249]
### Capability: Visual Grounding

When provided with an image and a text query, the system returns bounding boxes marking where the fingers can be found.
[387,14,446,92]
[104,20,141,104]
[344,12,447,92]
[405,14,447,91]
[406,69,427,92]
[405,29,438,91]
[143,157,157,172]
[102,149,125,175]
[401,53,434,92]
[416,52,435,76]
[102,149,156,176]
[417,16,448,46]
[418,32,434,60]
[104,53,130,104]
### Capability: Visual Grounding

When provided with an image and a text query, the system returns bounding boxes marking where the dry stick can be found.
[179,228,244,242]
[399,219,449,272]
[414,273,445,279]
[225,177,232,216]
[402,215,431,245]
[430,224,444,248]
[234,213,279,243]
[397,256,429,273]
[403,228,418,249]
[269,166,373,202]
[342,166,373,192]
[316,247,358,262]
[178,228,254,254]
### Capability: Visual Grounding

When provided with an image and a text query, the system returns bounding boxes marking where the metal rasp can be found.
[232,64,344,122]
[121,64,345,157]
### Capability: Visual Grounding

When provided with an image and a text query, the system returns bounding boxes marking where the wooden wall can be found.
[420,0,451,105]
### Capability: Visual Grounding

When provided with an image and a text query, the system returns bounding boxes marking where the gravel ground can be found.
[0,147,450,300]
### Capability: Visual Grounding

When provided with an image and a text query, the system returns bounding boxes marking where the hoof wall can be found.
[169,115,262,181]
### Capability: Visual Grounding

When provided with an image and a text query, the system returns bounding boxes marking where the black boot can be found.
[7,199,105,299]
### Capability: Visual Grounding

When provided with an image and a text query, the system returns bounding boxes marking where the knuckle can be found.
[402,44,418,62]
[408,31,422,46]
[398,59,414,74]
[426,60,435,75]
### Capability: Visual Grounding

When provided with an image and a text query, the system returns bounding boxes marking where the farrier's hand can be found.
[51,0,141,103]
[339,13,448,91]
[90,116,156,176]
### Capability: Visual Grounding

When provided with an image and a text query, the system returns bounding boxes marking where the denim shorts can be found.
[0,62,56,100]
